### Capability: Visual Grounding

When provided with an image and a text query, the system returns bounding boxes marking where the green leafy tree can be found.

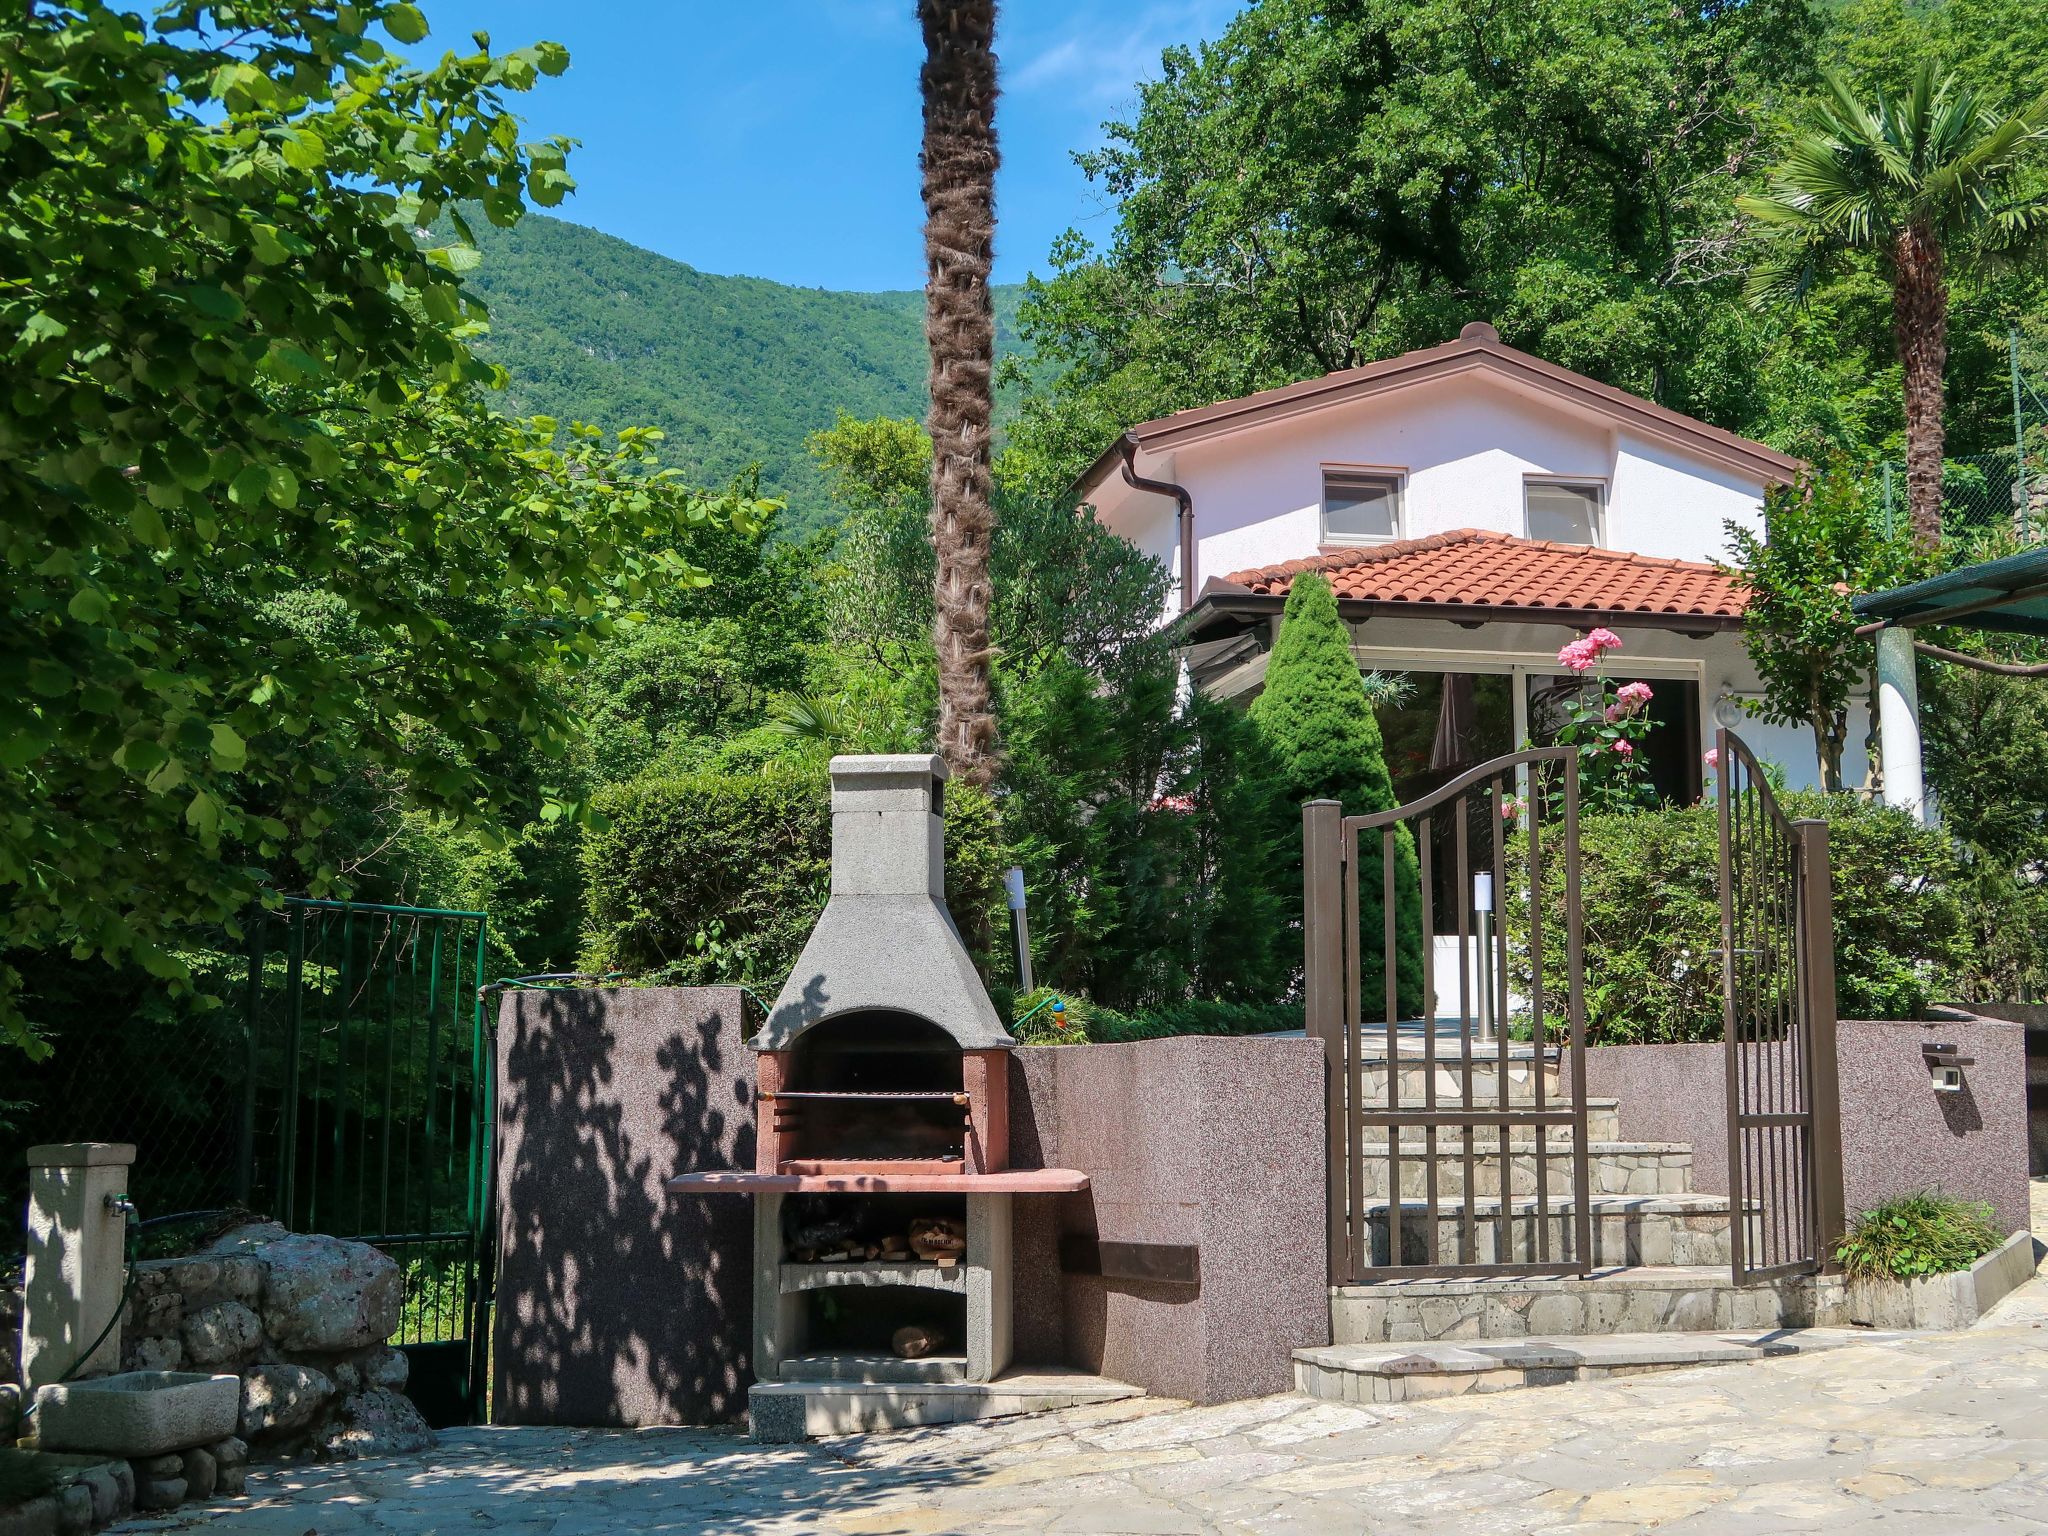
[1001,0,1821,495]
[0,2,769,1052]
[1251,575,1425,1016]
[1725,464,1916,792]
[1739,65,2048,546]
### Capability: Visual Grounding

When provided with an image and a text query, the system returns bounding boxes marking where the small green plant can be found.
[1833,1191,2003,1281]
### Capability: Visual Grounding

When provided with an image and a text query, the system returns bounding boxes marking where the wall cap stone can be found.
[26,1143,136,1169]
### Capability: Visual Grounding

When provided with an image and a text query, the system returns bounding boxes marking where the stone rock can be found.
[328,1359,361,1395]
[238,1364,333,1440]
[181,1301,262,1367]
[180,1446,217,1500]
[133,1475,185,1512]
[208,1435,249,1470]
[167,1259,222,1298]
[217,1257,263,1307]
[136,1453,184,1479]
[216,1462,248,1496]
[74,1459,132,1525]
[253,1235,401,1352]
[312,1388,435,1461]
[203,1222,290,1254]
[363,1346,408,1392]
[125,1289,182,1339]
[123,1335,182,1374]
[54,1485,91,1536]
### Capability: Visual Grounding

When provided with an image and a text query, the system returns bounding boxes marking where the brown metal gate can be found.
[1716,730,1846,1284]
[1305,747,1591,1283]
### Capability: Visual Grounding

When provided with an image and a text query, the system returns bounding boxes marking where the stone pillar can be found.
[1876,627,1924,823]
[22,1143,135,1391]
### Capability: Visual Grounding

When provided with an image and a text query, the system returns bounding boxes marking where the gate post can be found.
[1796,818,1847,1267]
[1303,799,1347,1284]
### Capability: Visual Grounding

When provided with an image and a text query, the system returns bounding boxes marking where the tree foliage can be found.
[0,2,768,1051]
[1726,463,1918,792]
[1251,574,1425,1016]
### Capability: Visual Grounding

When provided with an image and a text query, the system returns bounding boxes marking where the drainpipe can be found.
[1119,438,1195,611]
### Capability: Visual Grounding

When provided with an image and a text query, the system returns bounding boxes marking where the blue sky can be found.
[409,2,1239,292]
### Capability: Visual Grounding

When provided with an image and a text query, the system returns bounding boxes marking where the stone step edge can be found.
[1293,1328,1910,1403]
[1329,1264,1821,1295]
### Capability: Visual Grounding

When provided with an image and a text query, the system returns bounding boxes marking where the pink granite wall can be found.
[1010,1036,1329,1404]
[1586,1013,2031,1238]
[494,986,756,1426]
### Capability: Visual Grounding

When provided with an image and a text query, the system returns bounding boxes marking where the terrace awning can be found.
[1850,547,2048,827]
[1851,546,2048,638]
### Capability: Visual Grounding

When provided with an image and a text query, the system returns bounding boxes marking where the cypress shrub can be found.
[1250,573,1426,1017]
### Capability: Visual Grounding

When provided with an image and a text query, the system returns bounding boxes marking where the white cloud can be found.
[1005,0,1237,109]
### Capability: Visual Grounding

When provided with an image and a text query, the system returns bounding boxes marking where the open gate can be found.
[243,898,498,1424]
[1305,746,1591,1282]
[1715,730,1846,1284]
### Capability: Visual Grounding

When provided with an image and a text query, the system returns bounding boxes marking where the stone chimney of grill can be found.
[753,754,1012,1052]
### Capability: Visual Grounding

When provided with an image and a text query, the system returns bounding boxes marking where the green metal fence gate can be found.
[243,899,497,1426]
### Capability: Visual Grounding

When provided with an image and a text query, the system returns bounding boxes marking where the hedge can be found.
[1509,791,1963,1045]
[582,764,1008,988]
[1009,988,1302,1046]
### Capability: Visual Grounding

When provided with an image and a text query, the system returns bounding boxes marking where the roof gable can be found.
[1079,322,1801,498]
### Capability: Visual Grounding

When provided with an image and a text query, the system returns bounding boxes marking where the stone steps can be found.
[1356,1099,1623,1143]
[1330,1265,1847,1343]
[1357,1058,1564,1105]
[1358,1141,1693,1199]
[1361,1194,1742,1269]
[1294,1327,1903,1405]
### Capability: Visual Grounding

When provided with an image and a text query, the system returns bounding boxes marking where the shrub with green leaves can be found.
[1510,792,1963,1044]
[1007,989,1301,1046]
[1251,573,1425,1016]
[1834,1191,2003,1280]
[581,766,1007,989]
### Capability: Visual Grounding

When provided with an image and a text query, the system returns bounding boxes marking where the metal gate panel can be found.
[1306,747,1591,1283]
[1716,730,1845,1284]
[245,899,497,1424]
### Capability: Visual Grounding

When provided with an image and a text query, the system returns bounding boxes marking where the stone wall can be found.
[1586,1012,2032,1237]
[493,986,756,1428]
[1009,1036,1329,1404]
[117,1221,432,1460]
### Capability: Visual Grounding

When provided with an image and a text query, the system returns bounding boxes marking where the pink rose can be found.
[1604,703,1626,723]
[1617,681,1653,708]
[1703,748,1720,770]
[1588,628,1622,653]
[1557,638,1599,672]
[1611,739,1634,758]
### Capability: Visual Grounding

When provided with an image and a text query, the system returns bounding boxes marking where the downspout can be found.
[1119,438,1195,611]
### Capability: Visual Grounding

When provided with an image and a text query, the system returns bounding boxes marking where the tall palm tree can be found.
[919,0,1001,786]
[1739,64,2048,547]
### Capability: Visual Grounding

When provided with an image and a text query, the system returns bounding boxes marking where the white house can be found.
[1075,321,1870,801]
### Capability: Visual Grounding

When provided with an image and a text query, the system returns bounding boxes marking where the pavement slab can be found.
[104,1179,2048,1536]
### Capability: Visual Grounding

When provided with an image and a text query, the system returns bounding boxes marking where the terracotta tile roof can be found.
[1217,530,1748,625]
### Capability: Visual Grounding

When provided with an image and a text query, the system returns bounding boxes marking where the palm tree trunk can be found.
[919,0,1001,786]
[1893,219,1948,549]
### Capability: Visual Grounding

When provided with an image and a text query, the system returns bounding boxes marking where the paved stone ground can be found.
[122,1181,2048,1535]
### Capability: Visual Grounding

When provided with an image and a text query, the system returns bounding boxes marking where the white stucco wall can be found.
[1087,372,1770,599]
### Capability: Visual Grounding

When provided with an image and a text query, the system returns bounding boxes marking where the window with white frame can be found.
[1524,479,1603,545]
[1322,468,1402,544]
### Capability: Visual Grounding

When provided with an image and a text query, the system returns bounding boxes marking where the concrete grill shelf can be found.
[780,1261,968,1295]
[666,1168,1089,1195]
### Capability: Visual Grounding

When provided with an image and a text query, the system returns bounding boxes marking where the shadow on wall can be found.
[494,987,755,1427]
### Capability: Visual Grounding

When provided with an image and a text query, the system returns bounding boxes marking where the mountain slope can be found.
[459,213,1025,535]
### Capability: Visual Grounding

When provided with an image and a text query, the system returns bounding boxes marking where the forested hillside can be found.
[459,213,1025,536]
